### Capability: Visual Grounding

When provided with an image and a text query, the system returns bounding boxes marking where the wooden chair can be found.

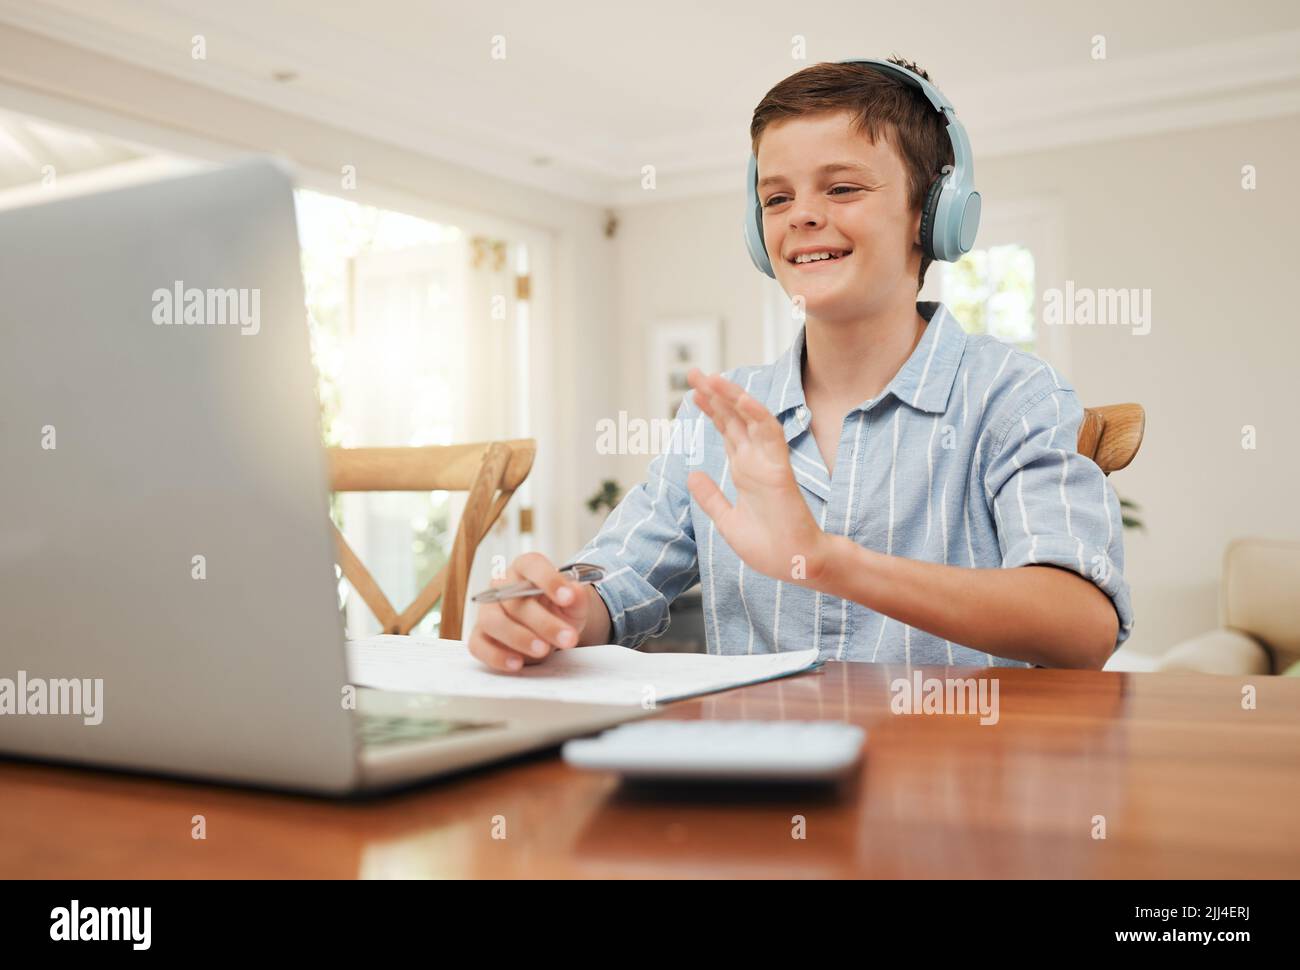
[1078,404,1145,474]
[329,439,535,639]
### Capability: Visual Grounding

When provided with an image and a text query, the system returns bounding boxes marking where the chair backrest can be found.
[329,439,535,639]
[1078,403,1145,475]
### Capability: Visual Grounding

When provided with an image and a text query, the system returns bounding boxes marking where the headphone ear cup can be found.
[744,154,775,278]
[918,173,947,261]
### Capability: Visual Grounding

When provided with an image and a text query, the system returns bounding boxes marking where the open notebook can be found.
[347,635,820,707]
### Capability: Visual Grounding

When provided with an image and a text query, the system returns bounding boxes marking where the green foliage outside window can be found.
[944,244,1036,352]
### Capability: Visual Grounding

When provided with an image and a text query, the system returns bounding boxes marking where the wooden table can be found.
[3,662,1299,878]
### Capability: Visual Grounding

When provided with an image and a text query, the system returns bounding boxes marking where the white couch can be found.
[1153,537,1300,675]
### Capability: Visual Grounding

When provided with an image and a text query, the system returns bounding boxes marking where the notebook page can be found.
[346,635,819,706]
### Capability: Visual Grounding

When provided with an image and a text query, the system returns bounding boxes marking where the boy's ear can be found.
[911,206,923,248]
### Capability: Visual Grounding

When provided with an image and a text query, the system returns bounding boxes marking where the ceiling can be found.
[1,0,1298,205]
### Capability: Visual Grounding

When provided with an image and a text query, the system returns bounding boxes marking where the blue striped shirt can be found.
[571,301,1134,666]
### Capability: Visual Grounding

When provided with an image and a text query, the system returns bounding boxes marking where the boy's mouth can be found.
[787,248,853,268]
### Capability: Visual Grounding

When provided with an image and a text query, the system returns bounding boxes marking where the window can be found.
[296,189,535,638]
[923,196,1067,373]
[940,244,1037,352]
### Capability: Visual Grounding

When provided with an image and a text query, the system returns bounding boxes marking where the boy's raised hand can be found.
[685,368,831,586]
[467,552,591,672]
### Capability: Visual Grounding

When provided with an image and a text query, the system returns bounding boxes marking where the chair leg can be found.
[332,522,401,632]
[437,442,513,640]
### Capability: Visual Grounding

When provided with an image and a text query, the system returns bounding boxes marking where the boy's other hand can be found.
[686,368,832,585]
[467,552,589,673]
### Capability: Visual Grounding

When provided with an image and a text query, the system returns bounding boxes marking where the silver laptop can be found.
[0,159,644,795]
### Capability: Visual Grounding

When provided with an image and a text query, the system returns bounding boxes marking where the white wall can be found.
[607,114,1300,658]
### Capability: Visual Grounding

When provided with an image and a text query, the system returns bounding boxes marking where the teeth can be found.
[793,251,845,263]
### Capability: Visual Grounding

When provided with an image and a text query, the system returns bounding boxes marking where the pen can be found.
[470,562,605,604]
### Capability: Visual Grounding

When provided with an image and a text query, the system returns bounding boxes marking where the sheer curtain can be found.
[458,236,529,638]
[339,234,529,639]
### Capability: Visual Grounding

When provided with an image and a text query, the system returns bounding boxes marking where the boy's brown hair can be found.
[749,56,953,290]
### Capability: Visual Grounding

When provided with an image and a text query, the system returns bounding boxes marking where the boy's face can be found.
[756,110,923,322]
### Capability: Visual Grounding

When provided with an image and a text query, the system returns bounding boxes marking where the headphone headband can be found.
[836,58,972,192]
[844,57,954,113]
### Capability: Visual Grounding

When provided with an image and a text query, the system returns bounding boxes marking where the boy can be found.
[468,57,1133,672]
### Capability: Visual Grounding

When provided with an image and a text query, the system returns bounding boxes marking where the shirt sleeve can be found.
[565,398,701,648]
[982,384,1135,652]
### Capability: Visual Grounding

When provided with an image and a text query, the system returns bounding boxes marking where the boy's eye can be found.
[763,186,861,208]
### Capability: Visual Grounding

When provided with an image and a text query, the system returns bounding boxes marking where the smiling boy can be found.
[467,56,1133,672]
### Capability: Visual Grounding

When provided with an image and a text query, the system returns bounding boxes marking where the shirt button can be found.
[796,405,808,421]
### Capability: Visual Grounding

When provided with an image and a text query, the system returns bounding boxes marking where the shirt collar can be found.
[768,301,967,421]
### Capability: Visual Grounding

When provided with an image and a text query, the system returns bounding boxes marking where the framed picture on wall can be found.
[647,316,722,420]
